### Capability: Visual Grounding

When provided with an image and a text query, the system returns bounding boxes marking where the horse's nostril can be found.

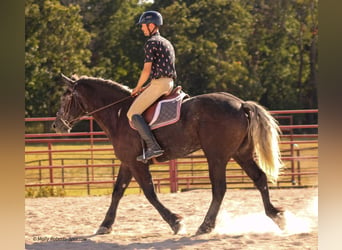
[51,122,56,129]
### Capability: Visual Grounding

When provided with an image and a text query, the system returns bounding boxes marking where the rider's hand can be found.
[131,86,142,96]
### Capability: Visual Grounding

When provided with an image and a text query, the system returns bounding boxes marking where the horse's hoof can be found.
[271,211,287,230]
[171,217,184,234]
[195,225,212,235]
[96,226,112,235]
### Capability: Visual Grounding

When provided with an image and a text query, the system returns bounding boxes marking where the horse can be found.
[52,74,285,235]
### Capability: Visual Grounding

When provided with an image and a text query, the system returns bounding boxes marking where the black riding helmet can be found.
[137,11,163,26]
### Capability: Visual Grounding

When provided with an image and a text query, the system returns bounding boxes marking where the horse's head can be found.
[52,74,85,133]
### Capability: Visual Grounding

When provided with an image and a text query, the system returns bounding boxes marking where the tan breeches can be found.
[127,78,174,121]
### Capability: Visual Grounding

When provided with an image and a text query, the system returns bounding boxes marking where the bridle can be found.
[58,89,133,130]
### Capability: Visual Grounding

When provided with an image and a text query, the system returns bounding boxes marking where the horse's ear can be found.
[60,73,75,90]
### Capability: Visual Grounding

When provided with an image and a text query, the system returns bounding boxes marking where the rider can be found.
[127,10,177,162]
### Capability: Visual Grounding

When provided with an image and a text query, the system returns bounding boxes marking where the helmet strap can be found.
[147,23,158,36]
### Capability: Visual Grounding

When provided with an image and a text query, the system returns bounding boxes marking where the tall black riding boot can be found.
[131,114,164,162]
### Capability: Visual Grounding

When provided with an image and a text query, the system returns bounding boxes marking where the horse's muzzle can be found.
[51,119,71,134]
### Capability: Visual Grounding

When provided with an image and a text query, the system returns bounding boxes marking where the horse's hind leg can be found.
[130,163,183,234]
[233,153,286,229]
[97,165,132,234]
[196,157,228,235]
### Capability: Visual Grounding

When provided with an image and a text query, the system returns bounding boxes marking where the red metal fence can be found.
[25,110,318,196]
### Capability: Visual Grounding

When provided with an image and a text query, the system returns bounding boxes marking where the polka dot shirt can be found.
[144,32,177,80]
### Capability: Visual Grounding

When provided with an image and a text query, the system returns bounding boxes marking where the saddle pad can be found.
[149,92,187,130]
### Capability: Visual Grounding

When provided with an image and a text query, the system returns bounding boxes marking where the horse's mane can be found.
[73,75,132,95]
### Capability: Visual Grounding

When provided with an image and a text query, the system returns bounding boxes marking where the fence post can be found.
[61,159,65,189]
[86,159,90,195]
[48,142,53,184]
[169,160,178,193]
[289,115,296,185]
[90,118,95,181]
[295,144,301,186]
[112,159,116,180]
[38,160,42,183]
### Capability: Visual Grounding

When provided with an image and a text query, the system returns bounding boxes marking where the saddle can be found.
[131,86,189,130]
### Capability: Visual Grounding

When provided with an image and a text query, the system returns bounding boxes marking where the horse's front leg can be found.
[97,164,132,234]
[131,162,183,234]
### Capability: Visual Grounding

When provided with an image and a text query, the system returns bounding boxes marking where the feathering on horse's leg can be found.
[97,165,132,234]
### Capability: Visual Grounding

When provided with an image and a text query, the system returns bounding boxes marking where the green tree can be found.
[157,0,264,100]
[255,2,295,108]
[25,0,318,117]
[157,0,317,108]
[245,0,317,109]
[25,0,92,117]
[292,0,318,109]
[65,0,145,84]
[89,0,145,85]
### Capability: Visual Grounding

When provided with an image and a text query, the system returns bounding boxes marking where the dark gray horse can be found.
[52,74,285,235]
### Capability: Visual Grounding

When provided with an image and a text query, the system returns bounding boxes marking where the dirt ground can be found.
[25,188,317,249]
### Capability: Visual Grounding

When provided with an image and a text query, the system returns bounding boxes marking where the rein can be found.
[66,95,133,126]
[82,95,133,118]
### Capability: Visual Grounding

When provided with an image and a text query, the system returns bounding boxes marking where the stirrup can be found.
[137,148,164,163]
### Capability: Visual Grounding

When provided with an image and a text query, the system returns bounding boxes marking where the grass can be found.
[25,140,318,197]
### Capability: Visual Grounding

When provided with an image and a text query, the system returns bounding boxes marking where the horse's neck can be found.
[80,83,130,111]
[80,85,130,139]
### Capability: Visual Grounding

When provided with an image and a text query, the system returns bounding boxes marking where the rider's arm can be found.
[132,62,152,96]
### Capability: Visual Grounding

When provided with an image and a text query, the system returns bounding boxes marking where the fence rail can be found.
[25,110,318,196]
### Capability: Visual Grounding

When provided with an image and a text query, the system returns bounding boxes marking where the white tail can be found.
[243,101,283,183]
